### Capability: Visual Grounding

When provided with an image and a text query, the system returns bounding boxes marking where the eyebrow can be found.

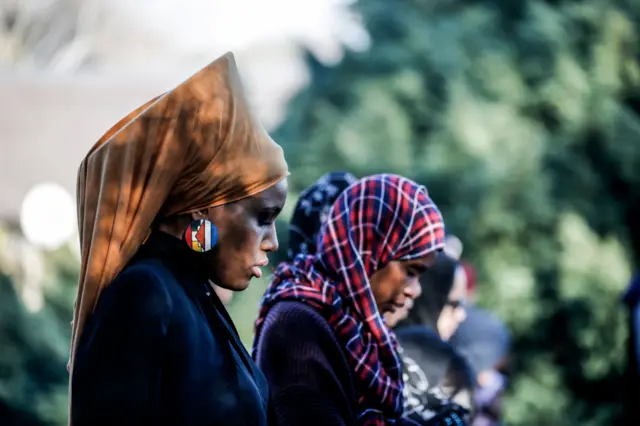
[262,205,283,214]
[413,264,429,274]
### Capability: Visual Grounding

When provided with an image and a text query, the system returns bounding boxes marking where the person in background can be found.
[447,257,510,426]
[450,306,510,426]
[70,52,289,426]
[398,254,468,341]
[392,253,473,425]
[253,174,445,425]
[286,171,357,260]
[622,273,640,425]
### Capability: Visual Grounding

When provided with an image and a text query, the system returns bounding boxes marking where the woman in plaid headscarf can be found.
[253,174,446,425]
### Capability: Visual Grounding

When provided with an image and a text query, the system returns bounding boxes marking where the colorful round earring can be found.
[183,219,218,253]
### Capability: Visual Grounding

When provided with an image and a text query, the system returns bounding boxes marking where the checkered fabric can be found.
[254,174,446,425]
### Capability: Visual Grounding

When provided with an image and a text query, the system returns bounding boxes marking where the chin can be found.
[226,278,251,292]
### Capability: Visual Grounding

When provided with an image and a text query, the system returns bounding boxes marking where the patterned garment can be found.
[254,174,446,425]
[400,346,468,425]
[287,171,357,259]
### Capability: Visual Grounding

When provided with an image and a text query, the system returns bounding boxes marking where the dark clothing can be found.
[72,232,271,426]
[254,301,466,426]
[254,301,359,426]
[622,274,640,425]
[396,326,473,426]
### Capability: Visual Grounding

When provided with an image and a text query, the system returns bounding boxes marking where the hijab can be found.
[71,52,288,369]
[401,253,459,332]
[254,174,446,425]
[449,306,510,376]
[287,171,357,259]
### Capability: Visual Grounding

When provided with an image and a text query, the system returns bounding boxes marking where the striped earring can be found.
[183,219,218,253]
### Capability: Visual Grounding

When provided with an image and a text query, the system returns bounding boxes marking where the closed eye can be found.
[258,207,282,226]
[406,265,426,278]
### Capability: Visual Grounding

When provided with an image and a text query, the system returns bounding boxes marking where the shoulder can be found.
[259,301,337,346]
[98,259,174,319]
[262,301,333,333]
[255,301,352,376]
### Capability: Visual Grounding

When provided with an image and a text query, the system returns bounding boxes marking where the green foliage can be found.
[272,0,640,424]
[0,272,69,426]
[0,243,80,425]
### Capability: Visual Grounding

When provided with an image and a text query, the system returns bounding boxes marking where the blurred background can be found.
[1,0,639,425]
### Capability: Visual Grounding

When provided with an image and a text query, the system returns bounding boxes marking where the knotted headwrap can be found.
[287,171,357,259]
[71,52,288,370]
[254,174,446,425]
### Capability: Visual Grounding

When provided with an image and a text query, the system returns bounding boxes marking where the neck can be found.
[155,215,192,240]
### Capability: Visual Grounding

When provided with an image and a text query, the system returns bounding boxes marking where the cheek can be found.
[219,220,261,263]
[229,226,261,259]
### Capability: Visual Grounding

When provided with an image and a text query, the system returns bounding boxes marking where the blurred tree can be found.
[0,271,69,426]
[273,0,640,425]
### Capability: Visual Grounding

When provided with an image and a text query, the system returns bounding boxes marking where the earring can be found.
[183,219,218,252]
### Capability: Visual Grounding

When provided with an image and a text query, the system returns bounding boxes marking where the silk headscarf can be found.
[71,52,288,369]
[254,174,446,425]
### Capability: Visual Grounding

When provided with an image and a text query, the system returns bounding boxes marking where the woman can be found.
[69,52,289,426]
[286,171,357,260]
[449,306,511,426]
[282,172,468,425]
[391,253,473,425]
[253,173,445,425]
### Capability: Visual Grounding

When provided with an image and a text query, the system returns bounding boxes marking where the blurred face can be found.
[437,265,468,340]
[196,179,288,291]
[370,252,437,315]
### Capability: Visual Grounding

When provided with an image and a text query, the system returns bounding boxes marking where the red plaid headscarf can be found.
[254,174,446,425]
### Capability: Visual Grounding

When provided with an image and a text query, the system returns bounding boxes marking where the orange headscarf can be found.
[69,52,288,369]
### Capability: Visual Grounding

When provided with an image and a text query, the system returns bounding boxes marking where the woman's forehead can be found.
[402,252,438,268]
[245,178,288,208]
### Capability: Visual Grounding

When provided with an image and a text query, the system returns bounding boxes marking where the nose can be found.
[260,225,279,253]
[404,279,422,300]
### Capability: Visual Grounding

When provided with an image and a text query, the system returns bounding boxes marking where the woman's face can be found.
[370,253,437,315]
[201,179,288,291]
[437,265,468,340]
[383,282,421,327]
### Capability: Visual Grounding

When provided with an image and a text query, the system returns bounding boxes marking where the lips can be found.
[250,259,269,279]
[251,266,263,279]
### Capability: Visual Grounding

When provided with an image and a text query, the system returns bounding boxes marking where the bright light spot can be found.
[445,235,464,260]
[20,182,76,250]
[21,284,44,313]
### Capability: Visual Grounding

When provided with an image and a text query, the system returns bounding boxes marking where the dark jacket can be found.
[71,232,271,426]
[622,274,640,425]
[254,300,359,426]
[254,301,457,426]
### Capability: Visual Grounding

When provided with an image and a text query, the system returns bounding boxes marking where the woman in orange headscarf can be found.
[69,52,288,426]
